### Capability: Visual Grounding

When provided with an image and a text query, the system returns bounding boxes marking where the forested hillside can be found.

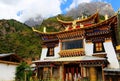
[0,19,41,59]
[0,15,73,59]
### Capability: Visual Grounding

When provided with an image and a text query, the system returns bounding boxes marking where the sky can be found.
[0,0,120,22]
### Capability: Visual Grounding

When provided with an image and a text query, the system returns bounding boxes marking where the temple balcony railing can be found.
[59,48,85,57]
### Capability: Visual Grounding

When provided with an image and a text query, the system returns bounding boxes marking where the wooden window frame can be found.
[47,47,54,56]
[61,39,83,50]
[94,42,105,53]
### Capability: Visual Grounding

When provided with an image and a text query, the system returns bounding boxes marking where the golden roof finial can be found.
[65,25,69,31]
[105,14,108,20]
[43,27,46,33]
[81,14,84,19]
[85,16,87,19]
[72,20,77,29]
[32,27,35,31]
[80,23,84,28]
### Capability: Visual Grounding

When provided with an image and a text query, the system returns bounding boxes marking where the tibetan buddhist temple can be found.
[32,11,120,81]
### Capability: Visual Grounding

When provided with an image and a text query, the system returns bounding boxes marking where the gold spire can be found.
[80,23,84,28]
[85,16,87,19]
[72,20,77,29]
[43,27,46,33]
[65,25,69,31]
[81,14,84,19]
[105,14,108,20]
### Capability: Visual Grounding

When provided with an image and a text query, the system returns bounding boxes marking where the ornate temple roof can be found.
[53,56,106,62]
[33,55,106,62]
[32,11,119,49]
[57,12,99,25]
[32,13,117,36]
[33,55,107,67]
[32,12,118,44]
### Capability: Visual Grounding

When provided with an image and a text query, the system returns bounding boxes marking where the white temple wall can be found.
[84,39,94,56]
[0,63,17,81]
[40,43,60,61]
[54,42,60,58]
[40,48,48,60]
[103,41,120,68]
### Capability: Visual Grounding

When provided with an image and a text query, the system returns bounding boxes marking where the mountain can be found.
[66,2,115,18]
[0,19,41,59]
[24,15,43,27]
[36,14,73,32]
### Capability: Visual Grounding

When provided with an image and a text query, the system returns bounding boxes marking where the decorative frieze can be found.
[59,49,85,57]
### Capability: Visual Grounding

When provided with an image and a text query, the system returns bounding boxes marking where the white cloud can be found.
[0,0,110,22]
[66,0,93,11]
[0,0,63,22]
[0,0,21,5]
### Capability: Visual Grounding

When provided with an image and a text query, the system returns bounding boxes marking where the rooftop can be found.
[33,55,106,63]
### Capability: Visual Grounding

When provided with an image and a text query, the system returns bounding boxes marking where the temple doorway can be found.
[64,64,81,81]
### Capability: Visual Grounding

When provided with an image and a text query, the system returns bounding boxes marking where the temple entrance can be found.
[64,64,81,81]
[38,67,51,80]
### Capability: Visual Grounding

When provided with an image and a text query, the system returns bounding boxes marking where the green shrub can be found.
[15,62,32,81]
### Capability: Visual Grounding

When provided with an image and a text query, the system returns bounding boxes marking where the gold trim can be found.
[59,48,84,57]
[105,39,112,42]
[57,11,98,24]
[86,41,93,44]
[61,37,83,42]
[32,27,58,35]
[116,45,120,50]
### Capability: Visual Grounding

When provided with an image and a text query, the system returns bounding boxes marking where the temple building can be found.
[32,11,120,81]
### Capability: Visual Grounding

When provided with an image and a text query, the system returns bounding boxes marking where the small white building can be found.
[0,53,22,81]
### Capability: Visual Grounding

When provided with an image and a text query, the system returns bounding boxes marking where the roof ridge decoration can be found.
[43,27,46,33]
[32,27,59,35]
[57,11,99,24]
[32,13,117,35]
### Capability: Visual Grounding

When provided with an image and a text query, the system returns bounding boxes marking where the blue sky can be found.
[110,0,120,11]
[0,0,119,22]
[60,0,73,14]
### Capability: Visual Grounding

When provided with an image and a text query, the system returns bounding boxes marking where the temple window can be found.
[94,42,105,53]
[62,40,83,50]
[47,47,54,56]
